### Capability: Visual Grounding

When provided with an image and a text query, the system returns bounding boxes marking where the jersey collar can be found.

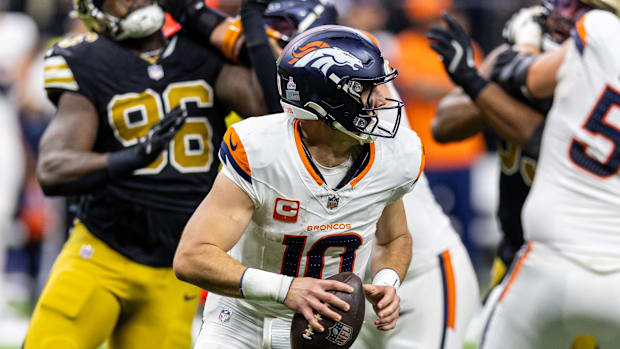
[293,120,375,189]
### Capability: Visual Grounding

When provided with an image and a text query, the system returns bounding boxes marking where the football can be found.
[290,272,365,349]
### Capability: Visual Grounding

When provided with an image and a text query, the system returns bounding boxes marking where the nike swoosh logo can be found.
[184,294,198,301]
[230,133,238,151]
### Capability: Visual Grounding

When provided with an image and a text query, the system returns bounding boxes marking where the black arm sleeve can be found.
[491,49,537,101]
[240,4,282,113]
[40,169,109,196]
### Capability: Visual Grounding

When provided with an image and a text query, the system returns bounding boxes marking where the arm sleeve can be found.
[240,4,282,113]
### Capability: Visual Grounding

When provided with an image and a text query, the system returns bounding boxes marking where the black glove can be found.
[108,106,187,178]
[427,13,489,100]
[157,0,195,21]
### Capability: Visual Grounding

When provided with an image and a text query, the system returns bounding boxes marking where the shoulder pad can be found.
[44,33,100,105]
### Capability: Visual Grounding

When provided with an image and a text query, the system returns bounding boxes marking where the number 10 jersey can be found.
[219,114,424,318]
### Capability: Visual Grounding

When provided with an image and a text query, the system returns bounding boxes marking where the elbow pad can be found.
[491,48,537,102]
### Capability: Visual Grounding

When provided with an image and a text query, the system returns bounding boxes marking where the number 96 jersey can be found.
[43,32,230,266]
[218,114,424,318]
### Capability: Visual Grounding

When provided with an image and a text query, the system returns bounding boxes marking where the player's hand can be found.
[363,284,400,331]
[139,106,187,160]
[107,106,187,178]
[427,13,477,87]
[503,6,546,49]
[284,277,354,332]
[426,13,488,99]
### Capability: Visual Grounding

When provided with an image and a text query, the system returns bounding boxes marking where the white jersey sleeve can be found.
[218,125,261,207]
[384,127,425,205]
[570,9,620,70]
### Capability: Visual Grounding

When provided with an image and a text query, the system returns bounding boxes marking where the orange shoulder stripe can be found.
[224,127,251,178]
[576,15,587,46]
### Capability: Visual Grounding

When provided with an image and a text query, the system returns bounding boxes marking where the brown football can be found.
[290,272,365,349]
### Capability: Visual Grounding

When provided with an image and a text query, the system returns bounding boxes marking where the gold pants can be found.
[25,220,200,349]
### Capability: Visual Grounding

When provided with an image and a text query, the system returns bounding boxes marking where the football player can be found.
[173,26,424,348]
[429,1,620,347]
[25,0,267,347]
[218,3,479,347]
[431,1,579,297]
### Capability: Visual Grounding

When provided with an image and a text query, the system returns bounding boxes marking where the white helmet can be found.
[71,0,165,41]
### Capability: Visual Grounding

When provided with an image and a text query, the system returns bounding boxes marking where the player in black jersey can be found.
[25,0,268,348]
[430,2,582,289]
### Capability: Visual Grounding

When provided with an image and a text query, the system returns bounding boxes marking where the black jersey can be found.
[495,91,551,266]
[44,32,230,266]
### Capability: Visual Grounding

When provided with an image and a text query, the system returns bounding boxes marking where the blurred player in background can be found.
[429,1,620,347]
[432,0,580,294]
[174,26,423,348]
[24,0,268,347]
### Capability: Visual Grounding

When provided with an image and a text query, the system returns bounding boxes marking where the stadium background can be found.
[0,0,537,347]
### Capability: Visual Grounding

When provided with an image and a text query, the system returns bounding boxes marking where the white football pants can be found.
[353,243,479,349]
[481,241,620,349]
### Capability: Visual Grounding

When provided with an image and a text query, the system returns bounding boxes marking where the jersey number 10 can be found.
[281,233,362,279]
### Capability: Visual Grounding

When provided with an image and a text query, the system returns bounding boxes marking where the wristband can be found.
[240,268,294,303]
[372,268,401,289]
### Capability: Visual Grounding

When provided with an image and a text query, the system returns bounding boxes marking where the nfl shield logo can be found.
[327,195,339,209]
[326,321,353,346]
[219,308,232,323]
[148,64,164,80]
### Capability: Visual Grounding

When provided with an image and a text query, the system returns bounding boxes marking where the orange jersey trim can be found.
[350,142,375,187]
[441,250,456,330]
[576,15,587,46]
[293,120,324,186]
[224,127,251,178]
[416,145,426,180]
[499,242,533,303]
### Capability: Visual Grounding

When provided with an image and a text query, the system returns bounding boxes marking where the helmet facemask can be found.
[542,0,593,43]
[72,0,165,41]
[323,66,403,143]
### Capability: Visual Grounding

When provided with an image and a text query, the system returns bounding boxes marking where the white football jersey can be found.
[382,83,462,274]
[219,113,424,318]
[523,10,620,260]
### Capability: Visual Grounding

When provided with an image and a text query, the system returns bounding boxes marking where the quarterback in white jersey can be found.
[174,26,424,348]
[429,2,620,347]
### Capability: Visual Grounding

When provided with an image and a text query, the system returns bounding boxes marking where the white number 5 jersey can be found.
[218,113,424,318]
[523,10,620,261]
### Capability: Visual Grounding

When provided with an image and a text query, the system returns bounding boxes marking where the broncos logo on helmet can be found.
[291,43,363,75]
